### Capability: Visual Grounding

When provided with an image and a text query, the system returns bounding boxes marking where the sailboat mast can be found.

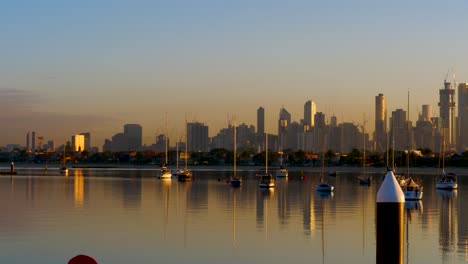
[265,133,268,174]
[165,113,168,165]
[363,113,366,175]
[185,118,188,170]
[234,121,237,177]
[406,90,410,177]
[321,123,326,181]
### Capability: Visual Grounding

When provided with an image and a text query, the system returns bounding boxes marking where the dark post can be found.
[10,162,14,174]
[376,170,405,264]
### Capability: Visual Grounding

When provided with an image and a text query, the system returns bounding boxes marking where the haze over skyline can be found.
[2,1,468,147]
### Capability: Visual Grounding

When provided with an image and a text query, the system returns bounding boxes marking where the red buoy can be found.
[68,255,98,264]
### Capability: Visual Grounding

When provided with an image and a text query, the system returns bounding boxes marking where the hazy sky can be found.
[1,0,468,148]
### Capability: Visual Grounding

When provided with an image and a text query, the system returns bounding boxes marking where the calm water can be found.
[0,167,467,264]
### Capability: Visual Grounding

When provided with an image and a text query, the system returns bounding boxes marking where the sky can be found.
[1,0,468,149]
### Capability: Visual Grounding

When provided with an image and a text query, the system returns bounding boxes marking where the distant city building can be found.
[304,100,317,128]
[257,107,265,152]
[314,112,325,129]
[26,132,30,150]
[439,80,456,148]
[458,83,468,151]
[111,133,128,152]
[390,109,413,151]
[80,132,91,151]
[187,122,209,152]
[46,140,55,151]
[374,93,387,152]
[72,134,85,152]
[421,104,432,122]
[278,107,291,136]
[124,124,142,151]
[154,134,166,152]
[257,107,265,135]
[103,139,112,152]
[415,110,435,151]
[31,131,36,150]
[330,115,337,127]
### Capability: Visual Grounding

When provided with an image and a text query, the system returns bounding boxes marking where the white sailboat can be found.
[401,91,423,200]
[436,130,457,190]
[275,134,288,177]
[177,119,192,181]
[230,121,241,187]
[357,115,370,185]
[159,113,172,179]
[60,146,68,174]
[316,123,334,192]
[259,133,275,188]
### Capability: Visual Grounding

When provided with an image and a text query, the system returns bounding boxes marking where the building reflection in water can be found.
[74,170,84,208]
[405,200,423,264]
[256,188,274,239]
[438,189,458,261]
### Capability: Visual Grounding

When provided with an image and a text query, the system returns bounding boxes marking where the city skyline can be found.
[2,1,468,147]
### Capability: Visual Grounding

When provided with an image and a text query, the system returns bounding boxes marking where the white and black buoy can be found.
[376,170,405,264]
[10,162,15,175]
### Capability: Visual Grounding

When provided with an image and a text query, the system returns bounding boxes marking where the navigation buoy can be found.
[68,254,98,264]
[376,170,405,264]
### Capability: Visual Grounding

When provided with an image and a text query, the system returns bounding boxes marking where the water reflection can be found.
[1,169,468,264]
[74,170,84,208]
[438,189,458,260]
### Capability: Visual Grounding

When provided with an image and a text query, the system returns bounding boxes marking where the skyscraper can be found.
[458,83,468,151]
[26,132,30,150]
[31,131,36,150]
[80,132,91,151]
[278,107,291,136]
[72,134,85,152]
[257,107,265,135]
[375,93,387,152]
[124,124,142,150]
[439,81,456,147]
[421,104,432,122]
[304,100,317,128]
[187,122,209,152]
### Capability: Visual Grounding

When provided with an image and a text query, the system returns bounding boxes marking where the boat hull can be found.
[230,179,242,187]
[436,182,458,190]
[316,184,334,192]
[404,191,423,200]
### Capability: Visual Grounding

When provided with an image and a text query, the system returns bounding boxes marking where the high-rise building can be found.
[374,93,387,152]
[187,122,209,152]
[256,107,265,152]
[72,134,85,152]
[124,124,142,151]
[314,112,325,128]
[304,100,317,128]
[278,107,291,148]
[80,132,91,151]
[26,132,30,150]
[31,131,36,150]
[257,107,265,135]
[458,83,468,151]
[421,104,432,122]
[439,81,456,147]
[390,109,410,151]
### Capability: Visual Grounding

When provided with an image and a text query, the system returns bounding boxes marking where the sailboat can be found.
[401,91,423,200]
[177,120,192,181]
[159,113,172,179]
[60,146,68,174]
[316,123,334,192]
[230,121,242,187]
[259,133,275,188]
[275,151,288,177]
[357,115,370,185]
[436,129,457,190]
[275,134,288,177]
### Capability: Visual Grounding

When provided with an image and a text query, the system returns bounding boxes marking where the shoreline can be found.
[1,163,467,176]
